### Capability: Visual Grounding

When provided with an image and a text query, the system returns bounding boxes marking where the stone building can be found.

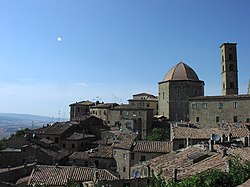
[128,92,158,116]
[189,95,250,127]
[69,100,95,121]
[109,105,153,140]
[220,43,238,95]
[89,103,119,125]
[158,62,204,121]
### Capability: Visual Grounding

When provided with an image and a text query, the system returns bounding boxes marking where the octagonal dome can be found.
[163,62,200,81]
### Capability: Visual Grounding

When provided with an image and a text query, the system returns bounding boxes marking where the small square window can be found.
[233,102,238,109]
[202,103,207,109]
[192,103,197,109]
[218,103,223,109]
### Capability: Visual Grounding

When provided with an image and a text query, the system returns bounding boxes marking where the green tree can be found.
[147,128,169,141]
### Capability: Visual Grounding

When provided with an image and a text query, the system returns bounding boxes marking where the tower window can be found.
[196,117,200,122]
[222,55,224,62]
[230,82,234,89]
[229,53,233,61]
[229,64,234,71]
[222,65,225,72]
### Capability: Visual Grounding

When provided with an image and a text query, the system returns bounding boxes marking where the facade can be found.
[110,105,153,140]
[158,62,204,121]
[220,43,238,95]
[189,95,250,127]
[128,93,158,116]
[89,103,119,125]
[69,101,95,121]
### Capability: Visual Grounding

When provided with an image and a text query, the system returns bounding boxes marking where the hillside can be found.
[0,113,53,139]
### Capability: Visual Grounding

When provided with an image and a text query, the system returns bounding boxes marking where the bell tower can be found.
[220,43,238,95]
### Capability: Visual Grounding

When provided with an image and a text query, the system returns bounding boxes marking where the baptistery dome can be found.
[163,62,200,81]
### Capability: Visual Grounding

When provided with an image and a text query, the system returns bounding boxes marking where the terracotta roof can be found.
[112,133,138,150]
[66,132,95,140]
[28,165,118,186]
[70,145,113,160]
[133,141,172,153]
[172,123,250,140]
[69,100,95,106]
[35,122,72,135]
[163,62,201,82]
[147,146,227,181]
[227,147,250,161]
[189,94,250,101]
[90,103,119,109]
[112,104,153,110]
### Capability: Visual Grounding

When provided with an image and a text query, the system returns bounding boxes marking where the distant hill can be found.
[0,113,53,139]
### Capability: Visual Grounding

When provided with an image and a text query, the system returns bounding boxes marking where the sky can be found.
[0,0,250,118]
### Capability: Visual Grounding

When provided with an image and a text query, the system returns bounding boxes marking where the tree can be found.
[147,128,169,141]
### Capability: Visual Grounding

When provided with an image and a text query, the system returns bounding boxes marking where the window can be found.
[104,110,106,115]
[247,118,250,123]
[126,111,129,116]
[196,117,199,123]
[229,64,234,71]
[131,153,135,160]
[141,155,146,161]
[72,144,75,148]
[192,103,197,109]
[163,92,165,99]
[233,116,238,123]
[233,102,238,109]
[223,83,225,89]
[99,110,101,115]
[222,55,224,62]
[94,160,99,167]
[62,143,66,148]
[147,103,150,107]
[123,153,127,160]
[123,167,126,172]
[55,137,59,143]
[229,53,233,61]
[216,116,220,123]
[113,151,117,157]
[218,103,223,109]
[47,137,50,140]
[202,103,207,109]
[230,82,234,89]
[222,65,225,72]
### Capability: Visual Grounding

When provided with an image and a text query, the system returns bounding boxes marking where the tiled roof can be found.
[147,146,226,181]
[227,147,250,161]
[70,145,113,160]
[90,103,119,109]
[28,165,118,186]
[112,133,138,150]
[34,122,72,135]
[189,94,250,101]
[112,104,152,110]
[66,132,95,140]
[172,123,250,140]
[133,141,172,153]
[69,100,95,106]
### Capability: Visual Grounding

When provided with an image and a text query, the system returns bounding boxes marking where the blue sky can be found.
[0,0,250,118]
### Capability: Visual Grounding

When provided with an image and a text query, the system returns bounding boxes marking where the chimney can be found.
[209,139,214,151]
[172,168,177,182]
[222,148,227,157]
[227,133,232,142]
[94,170,99,182]
[221,134,225,144]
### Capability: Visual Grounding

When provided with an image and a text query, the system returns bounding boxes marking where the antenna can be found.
[211,134,221,142]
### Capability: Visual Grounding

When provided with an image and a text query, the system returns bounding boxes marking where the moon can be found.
[57,37,62,42]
